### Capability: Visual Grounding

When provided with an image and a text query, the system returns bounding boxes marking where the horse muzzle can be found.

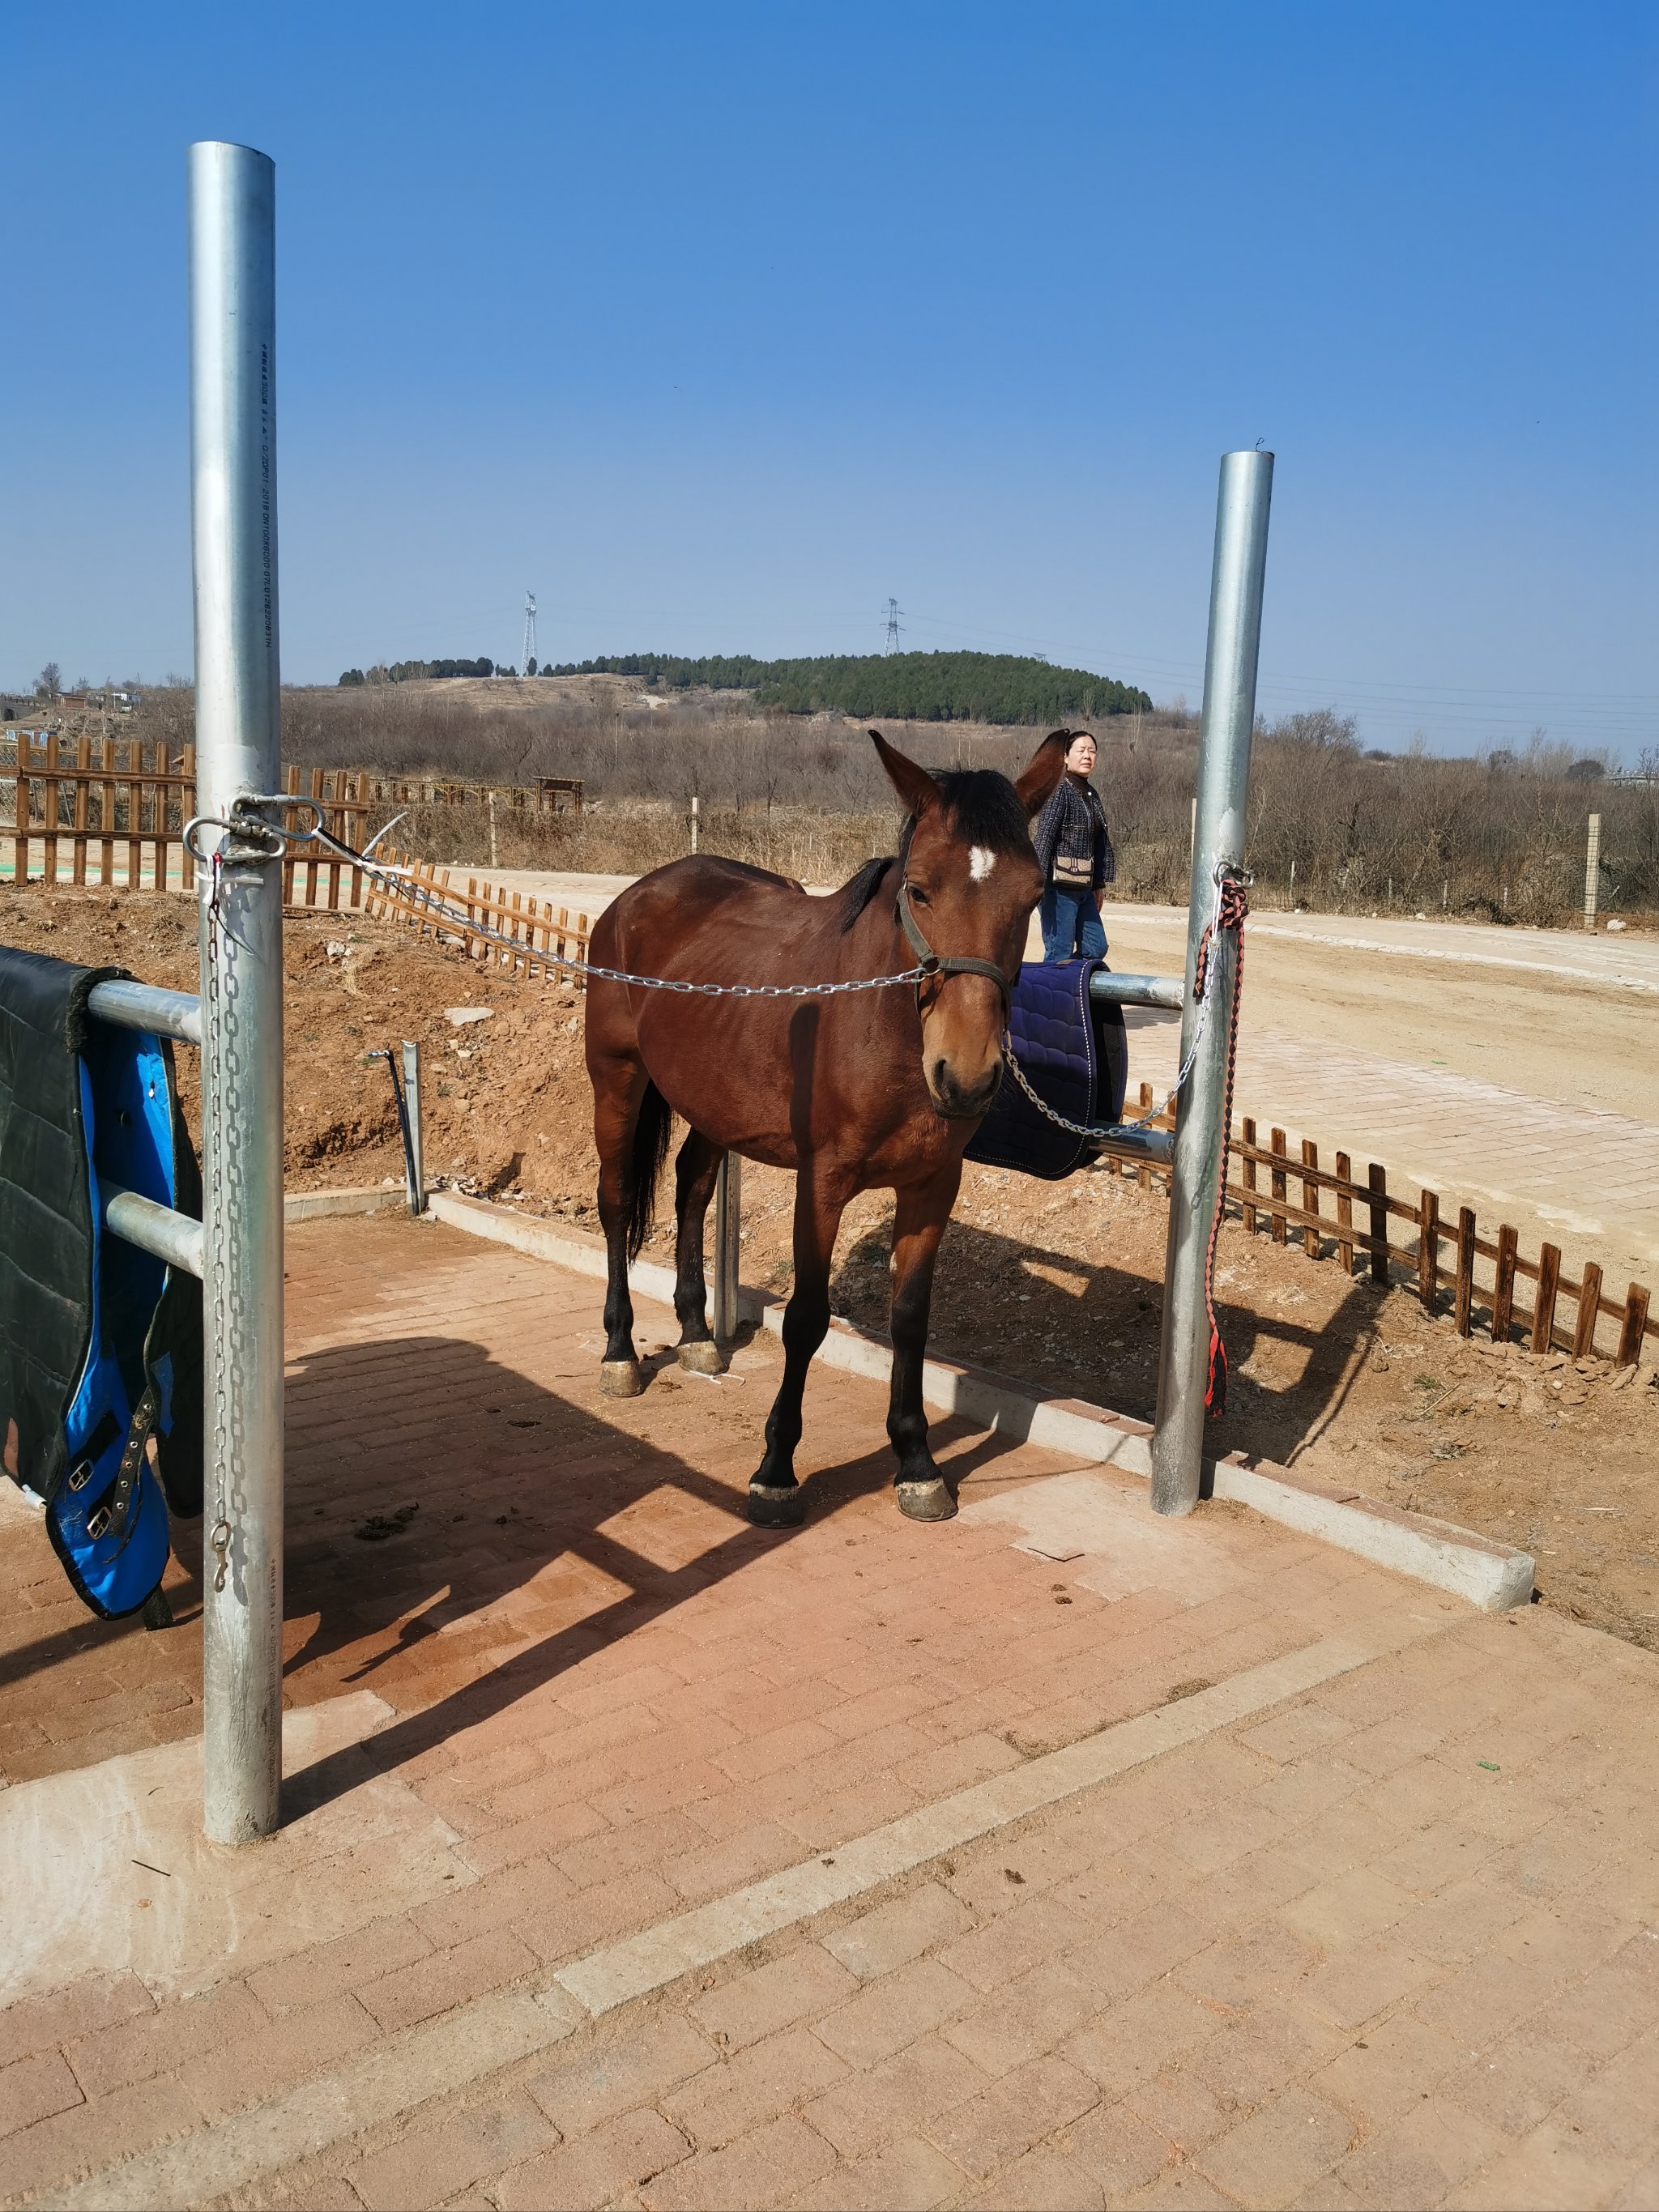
[928,1054,1004,1120]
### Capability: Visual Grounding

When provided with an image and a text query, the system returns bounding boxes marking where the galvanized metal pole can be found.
[713,1151,742,1342]
[400,1039,425,1214]
[1149,450,1273,1517]
[190,140,287,1842]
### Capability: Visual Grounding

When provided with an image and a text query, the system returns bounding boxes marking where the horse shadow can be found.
[268,1325,1034,1818]
[827,1197,1392,1477]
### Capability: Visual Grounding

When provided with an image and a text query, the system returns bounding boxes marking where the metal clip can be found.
[209,1518,232,1594]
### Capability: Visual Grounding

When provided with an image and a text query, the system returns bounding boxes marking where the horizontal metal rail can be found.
[1088,1124,1175,1167]
[103,1183,205,1279]
[87,979,203,1047]
[1088,971,1184,1012]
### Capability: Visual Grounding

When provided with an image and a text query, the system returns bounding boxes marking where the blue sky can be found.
[5,2,1653,758]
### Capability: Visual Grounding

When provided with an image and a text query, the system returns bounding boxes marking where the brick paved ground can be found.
[2,1216,1657,2210]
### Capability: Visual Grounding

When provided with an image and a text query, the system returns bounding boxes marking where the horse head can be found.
[871,727,1068,1119]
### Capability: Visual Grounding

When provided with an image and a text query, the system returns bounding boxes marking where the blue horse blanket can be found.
[0,949,202,1619]
[965,957,1128,1181]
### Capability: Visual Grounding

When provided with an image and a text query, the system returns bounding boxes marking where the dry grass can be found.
[122,679,1659,926]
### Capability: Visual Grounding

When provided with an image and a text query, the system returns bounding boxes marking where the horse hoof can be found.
[897,1478,957,1523]
[748,1484,806,1528]
[599,1359,645,1399]
[678,1340,724,1375]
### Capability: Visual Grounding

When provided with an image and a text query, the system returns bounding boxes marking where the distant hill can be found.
[545,650,1152,726]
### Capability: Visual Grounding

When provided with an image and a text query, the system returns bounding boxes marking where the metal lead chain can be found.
[210,1516,232,1593]
[1002,993,1212,1144]
[259,814,935,999]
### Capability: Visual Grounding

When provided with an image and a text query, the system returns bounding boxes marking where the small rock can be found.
[325,940,348,962]
[1606,917,1627,931]
[446,1006,494,1027]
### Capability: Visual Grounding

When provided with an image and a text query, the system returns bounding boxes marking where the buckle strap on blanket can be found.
[85,1383,160,1542]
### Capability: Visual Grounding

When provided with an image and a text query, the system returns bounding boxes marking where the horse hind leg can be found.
[672,1127,725,1374]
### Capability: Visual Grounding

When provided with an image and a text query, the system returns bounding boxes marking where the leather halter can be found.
[897,881,1016,1016]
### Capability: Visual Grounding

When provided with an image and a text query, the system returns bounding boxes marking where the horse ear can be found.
[1014,729,1070,817]
[869,729,940,819]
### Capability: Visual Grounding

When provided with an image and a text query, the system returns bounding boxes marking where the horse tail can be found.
[626,1080,673,1261]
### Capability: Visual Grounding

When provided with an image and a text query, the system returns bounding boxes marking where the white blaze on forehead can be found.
[969,846,996,883]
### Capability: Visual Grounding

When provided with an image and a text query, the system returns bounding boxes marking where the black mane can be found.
[837,768,1030,933]
[838,855,895,931]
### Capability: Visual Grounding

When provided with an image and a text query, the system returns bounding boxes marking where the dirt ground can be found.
[7,888,1656,1658]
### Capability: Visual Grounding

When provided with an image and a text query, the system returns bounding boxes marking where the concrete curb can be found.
[284,1186,410,1223]
[420,1190,1535,1613]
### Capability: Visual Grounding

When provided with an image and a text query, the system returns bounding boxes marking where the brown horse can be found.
[584,727,1068,1527]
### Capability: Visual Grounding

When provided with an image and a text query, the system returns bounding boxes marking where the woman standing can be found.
[1031,728,1115,961]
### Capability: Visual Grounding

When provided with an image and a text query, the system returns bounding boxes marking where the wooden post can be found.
[43,731,60,889]
[125,742,139,890]
[306,767,325,908]
[13,739,29,886]
[1418,1189,1439,1311]
[1367,1163,1388,1285]
[1531,1242,1562,1353]
[1299,1137,1320,1259]
[1572,1261,1602,1359]
[1616,1283,1650,1370]
[1241,1116,1258,1233]
[1454,1207,1476,1336]
[1335,1150,1354,1276]
[1492,1223,1519,1343]
[1269,1127,1288,1244]
[71,736,91,887]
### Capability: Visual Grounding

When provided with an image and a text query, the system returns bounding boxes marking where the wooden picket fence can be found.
[5,733,198,889]
[3,741,582,901]
[1116,1083,1654,1370]
[363,849,591,985]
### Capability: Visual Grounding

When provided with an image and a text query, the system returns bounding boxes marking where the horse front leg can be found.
[887,1162,962,1521]
[672,1127,724,1374]
[591,1051,648,1397]
[748,1168,847,1528]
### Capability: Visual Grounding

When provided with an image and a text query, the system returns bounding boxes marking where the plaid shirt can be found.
[1032,775,1115,892]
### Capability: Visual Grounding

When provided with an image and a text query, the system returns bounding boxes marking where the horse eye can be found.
[908,884,930,905]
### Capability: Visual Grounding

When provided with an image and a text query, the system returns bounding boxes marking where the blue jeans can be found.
[1039,885,1107,962]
